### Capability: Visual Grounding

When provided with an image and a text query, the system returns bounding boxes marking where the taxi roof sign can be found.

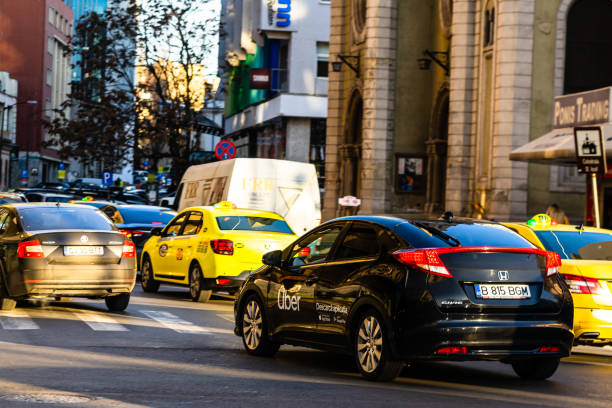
[213,201,237,209]
[527,214,557,227]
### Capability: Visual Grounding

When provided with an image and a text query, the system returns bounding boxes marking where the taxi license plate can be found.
[63,246,104,256]
[475,284,531,299]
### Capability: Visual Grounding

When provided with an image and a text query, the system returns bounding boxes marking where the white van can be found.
[175,158,321,234]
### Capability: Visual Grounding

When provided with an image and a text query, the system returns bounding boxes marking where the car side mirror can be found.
[262,250,283,267]
[150,227,162,236]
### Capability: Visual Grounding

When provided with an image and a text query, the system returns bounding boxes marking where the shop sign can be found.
[338,196,361,207]
[250,68,271,90]
[264,0,291,28]
[574,127,607,174]
[553,87,610,129]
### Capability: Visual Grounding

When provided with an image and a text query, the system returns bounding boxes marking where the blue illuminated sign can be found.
[276,0,291,27]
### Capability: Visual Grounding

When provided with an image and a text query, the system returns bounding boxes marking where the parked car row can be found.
[13,187,151,205]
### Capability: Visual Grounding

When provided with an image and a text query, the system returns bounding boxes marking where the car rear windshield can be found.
[417,222,535,248]
[19,207,114,231]
[216,216,293,234]
[119,208,176,225]
[534,231,612,260]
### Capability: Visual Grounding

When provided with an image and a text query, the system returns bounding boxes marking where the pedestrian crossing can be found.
[0,307,233,334]
[0,310,39,330]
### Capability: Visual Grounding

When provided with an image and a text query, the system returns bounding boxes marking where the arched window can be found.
[483,5,495,47]
[564,0,612,93]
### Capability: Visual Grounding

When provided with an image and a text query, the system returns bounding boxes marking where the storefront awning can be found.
[509,123,612,166]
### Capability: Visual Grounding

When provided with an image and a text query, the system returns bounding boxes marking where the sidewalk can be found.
[572,345,612,357]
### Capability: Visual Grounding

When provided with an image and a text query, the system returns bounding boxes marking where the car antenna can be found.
[441,211,453,223]
[575,223,584,235]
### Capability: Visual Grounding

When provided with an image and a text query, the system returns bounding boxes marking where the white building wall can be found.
[223,0,330,117]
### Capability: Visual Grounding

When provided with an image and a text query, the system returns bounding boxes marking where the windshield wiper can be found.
[414,222,461,247]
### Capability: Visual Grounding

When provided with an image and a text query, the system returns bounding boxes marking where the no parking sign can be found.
[214,140,236,161]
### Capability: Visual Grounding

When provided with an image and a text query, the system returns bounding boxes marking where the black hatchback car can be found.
[0,203,136,312]
[234,215,574,381]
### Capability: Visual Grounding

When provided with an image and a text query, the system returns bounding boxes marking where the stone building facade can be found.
[324,0,611,222]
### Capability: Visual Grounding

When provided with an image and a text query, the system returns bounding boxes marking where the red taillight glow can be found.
[17,240,44,258]
[539,346,561,353]
[545,251,562,277]
[121,240,136,258]
[563,274,605,295]
[393,249,452,277]
[394,246,562,279]
[120,229,147,239]
[436,346,468,354]
[210,239,233,255]
[216,278,231,285]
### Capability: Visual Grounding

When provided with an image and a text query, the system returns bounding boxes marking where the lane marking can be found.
[74,312,129,332]
[141,310,212,334]
[216,313,234,323]
[0,310,39,330]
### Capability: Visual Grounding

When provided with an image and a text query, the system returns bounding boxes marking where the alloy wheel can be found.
[242,300,263,350]
[190,266,201,298]
[357,315,383,373]
[142,260,151,284]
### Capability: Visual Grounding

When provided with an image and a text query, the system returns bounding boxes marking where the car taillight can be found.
[545,251,562,277]
[393,249,452,278]
[216,278,231,285]
[120,229,147,239]
[210,239,233,255]
[539,346,561,353]
[563,274,605,295]
[17,240,44,258]
[121,240,136,258]
[394,246,560,279]
[436,346,467,354]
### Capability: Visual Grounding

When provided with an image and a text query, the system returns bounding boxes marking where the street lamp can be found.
[417,50,450,74]
[0,99,37,189]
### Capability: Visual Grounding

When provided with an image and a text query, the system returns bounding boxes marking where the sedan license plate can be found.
[63,246,104,256]
[475,284,531,299]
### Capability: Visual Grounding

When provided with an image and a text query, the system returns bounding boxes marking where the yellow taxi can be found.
[505,214,612,346]
[140,202,297,302]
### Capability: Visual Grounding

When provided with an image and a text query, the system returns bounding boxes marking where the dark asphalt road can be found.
[0,286,610,408]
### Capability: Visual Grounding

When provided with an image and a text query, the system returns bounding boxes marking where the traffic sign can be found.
[574,127,606,174]
[58,163,65,170]
[215,140,236,161]
[102,171,113,186]
[57,170,66,180]
[21,169,28,180]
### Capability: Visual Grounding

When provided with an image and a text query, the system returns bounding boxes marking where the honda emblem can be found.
[498,270,509,281]
[80,235,89,243]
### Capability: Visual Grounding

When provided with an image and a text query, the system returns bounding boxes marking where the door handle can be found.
[305,276,319,285]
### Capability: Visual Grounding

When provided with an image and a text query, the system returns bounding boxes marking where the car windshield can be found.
[45,196,73,203]
[216,216,294,234]
[534,230,612,260]
[119,208,176,225]
[19,207,115,231]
